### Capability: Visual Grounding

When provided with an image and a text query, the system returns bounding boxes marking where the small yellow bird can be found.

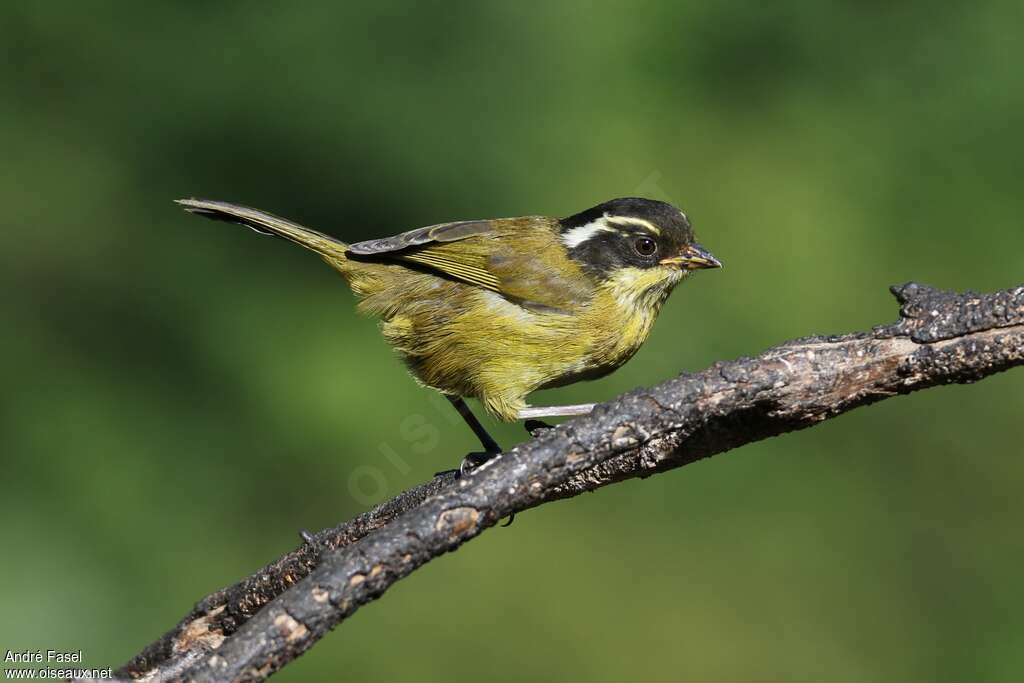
[177,197,720,467]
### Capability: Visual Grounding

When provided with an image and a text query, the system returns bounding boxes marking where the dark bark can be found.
[108,282,1023,683]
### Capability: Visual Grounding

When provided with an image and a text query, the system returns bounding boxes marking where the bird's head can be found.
[559,197,721,306]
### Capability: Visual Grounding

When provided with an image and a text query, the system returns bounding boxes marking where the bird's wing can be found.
[347,220,497,255]
[348,220,501,290]
[347,218,592,312]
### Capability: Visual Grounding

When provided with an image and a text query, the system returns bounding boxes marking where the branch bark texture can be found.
[111,282,1024,683]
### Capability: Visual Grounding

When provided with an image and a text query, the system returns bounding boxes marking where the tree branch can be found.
[111,282,1024,683]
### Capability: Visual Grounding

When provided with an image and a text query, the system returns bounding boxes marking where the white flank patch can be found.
[561,217,612,248]
[479,289,535,324]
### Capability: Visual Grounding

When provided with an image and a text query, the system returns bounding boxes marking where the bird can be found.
[176,196,721,471]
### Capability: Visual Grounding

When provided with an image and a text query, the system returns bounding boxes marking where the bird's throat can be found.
[602,266,685,313]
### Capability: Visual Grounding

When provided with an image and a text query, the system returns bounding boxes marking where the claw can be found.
[524,419,555,438]
[458,450,495,477]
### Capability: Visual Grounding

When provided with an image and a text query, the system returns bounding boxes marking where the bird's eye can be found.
[633,237,658,257]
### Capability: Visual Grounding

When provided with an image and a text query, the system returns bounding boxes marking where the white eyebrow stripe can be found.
[561,217,613,248]
[605,216,661,234]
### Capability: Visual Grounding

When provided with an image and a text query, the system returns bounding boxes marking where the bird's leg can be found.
[517,403,596,419]
[445,395,502,476]
[448,395,501,452]
[443,396,522,526]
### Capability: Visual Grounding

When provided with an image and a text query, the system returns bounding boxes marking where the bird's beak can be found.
[660,243,722,270]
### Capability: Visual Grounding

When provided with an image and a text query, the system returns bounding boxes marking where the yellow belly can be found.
[328,256,682,421]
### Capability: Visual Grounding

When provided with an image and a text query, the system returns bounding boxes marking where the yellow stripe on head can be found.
[605,215,661,235]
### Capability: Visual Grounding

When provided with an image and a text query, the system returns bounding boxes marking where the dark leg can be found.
[443,396,516,526]
[447,395,501,455]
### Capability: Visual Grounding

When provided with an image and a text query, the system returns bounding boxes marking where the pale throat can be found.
[587,265,685,364]
[603,266,686,313]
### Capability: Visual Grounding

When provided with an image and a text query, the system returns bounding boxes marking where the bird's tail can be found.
[175,198,348,258]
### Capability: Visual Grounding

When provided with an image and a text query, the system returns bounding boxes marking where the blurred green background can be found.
[2,2,1022,681]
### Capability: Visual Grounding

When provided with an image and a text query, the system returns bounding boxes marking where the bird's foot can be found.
[433,450,500,479]
[524,419,555,439]
[459,450,498,477]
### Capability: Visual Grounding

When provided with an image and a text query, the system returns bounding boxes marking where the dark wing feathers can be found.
[347,220,495,255]
[347,216,591,311]
[347,220,502,291]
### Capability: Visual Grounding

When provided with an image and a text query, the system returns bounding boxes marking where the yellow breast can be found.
[328,252,686,421]
[582,265,685,368]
